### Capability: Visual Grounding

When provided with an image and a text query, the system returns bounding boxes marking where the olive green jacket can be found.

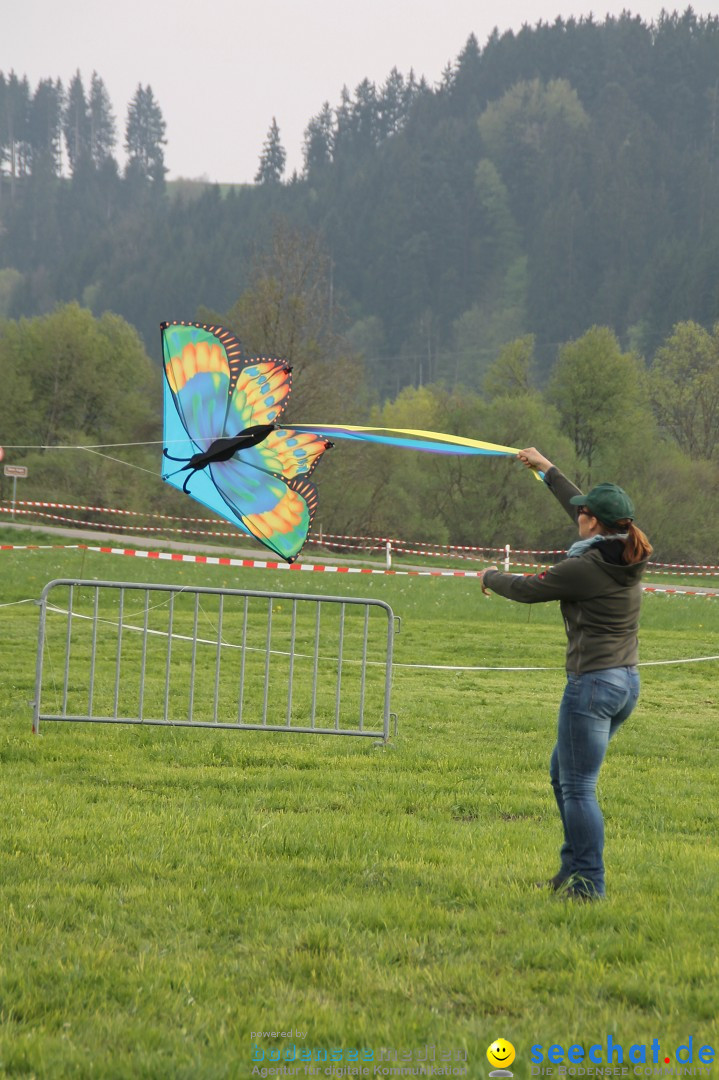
[482,467,649,674]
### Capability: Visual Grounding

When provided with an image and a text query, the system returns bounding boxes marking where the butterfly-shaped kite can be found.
[162,320,538,563]
[161,320,332,562]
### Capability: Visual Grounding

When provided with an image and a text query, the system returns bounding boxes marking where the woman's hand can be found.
[479,566,498,595]
[517,446,554,473]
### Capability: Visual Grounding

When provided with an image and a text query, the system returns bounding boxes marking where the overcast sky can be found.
[4,0,717,183]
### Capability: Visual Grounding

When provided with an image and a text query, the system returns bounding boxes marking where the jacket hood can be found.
[586,546,649,585]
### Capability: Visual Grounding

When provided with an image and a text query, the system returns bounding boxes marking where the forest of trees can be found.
[1,11,719,560]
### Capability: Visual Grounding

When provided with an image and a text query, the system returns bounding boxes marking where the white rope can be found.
[1,441,160,476]
[2,441,163,449]
[392,656,719,671]
[37,605,719,671]
[81,447,158,476]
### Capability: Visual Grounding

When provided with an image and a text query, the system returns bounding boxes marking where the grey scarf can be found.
[567,533,628,558]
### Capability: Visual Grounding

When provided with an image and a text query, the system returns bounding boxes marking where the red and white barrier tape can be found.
[3,499,719,573]
[0,506,245,538]
[0,543,485,578]
[1,542,718,595]
[0,502,554,556]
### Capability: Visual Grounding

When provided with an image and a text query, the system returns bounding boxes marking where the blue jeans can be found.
[549,667,640,898]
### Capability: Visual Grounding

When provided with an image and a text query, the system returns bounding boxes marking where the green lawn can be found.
[1,539,718,1078]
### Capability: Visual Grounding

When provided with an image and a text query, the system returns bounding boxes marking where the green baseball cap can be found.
[569,482,635,525]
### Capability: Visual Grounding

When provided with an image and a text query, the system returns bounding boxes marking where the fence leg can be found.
[504,544,511,571]
[386,541,392,570]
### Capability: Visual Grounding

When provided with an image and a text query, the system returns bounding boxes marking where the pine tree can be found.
[63,70,91,174]
[377,69,406,140]
[29,78,64,175]
[302,102,333,177]
[351,79,379,150]
[255,117,286,183]
[2,72,31,195]
[124,84,166,185]
[88,72,116,167]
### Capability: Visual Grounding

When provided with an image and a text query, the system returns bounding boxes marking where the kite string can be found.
[2,442,161,476]
[82,447,158,476]
[2,441,166,449]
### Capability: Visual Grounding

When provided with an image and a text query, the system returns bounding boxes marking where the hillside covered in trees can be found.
[1,10,719,559]
[3,11,719,382]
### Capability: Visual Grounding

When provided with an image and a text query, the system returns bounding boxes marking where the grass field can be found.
[1,534,718,1079]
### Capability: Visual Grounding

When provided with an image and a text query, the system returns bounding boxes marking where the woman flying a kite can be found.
[478,447,653,901]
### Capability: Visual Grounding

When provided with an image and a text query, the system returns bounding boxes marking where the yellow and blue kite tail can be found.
[284,424,543,478]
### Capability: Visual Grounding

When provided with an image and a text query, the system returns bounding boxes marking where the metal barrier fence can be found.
[33,579,397,741]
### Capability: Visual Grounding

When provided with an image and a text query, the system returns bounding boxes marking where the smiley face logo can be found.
[487,1039,516,1071]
